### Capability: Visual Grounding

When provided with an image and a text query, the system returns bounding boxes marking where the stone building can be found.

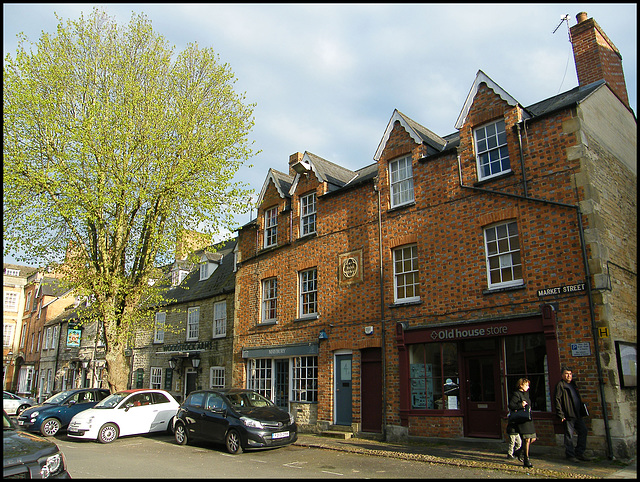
[234,12,635,458]
[132,239,237,403]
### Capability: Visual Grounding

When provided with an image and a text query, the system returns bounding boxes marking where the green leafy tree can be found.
[3,8,256,391]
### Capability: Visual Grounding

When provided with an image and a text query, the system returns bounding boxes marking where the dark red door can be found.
[361,348,382,433]
[464,354,501,438]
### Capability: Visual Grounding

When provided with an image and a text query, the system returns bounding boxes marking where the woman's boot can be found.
[523,455,533,468]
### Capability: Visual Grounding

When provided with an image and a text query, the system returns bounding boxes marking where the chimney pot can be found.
[576,12,588,24]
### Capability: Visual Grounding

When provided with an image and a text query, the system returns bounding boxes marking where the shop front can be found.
[395,304,561,440]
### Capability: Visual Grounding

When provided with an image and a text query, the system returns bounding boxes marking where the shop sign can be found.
[571,342,591,357]
[242,342,319,359]
[537,283,585,297]
[430,325,508,341]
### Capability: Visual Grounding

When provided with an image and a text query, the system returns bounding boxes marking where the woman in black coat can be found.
[509,378,537,468]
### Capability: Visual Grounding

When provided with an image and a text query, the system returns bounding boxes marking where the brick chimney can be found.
[570,11,629,107]
[289,151,304,176]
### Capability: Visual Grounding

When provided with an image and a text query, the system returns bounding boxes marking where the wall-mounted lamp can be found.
[191,355,201,369]
[81,359,89,369]
[318,329,329,341]
[168,357,177,370]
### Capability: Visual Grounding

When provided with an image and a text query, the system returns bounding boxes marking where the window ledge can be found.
[257,320,277,327]
[389,299,423,309]
[298,232,317,242]
[294,314,319,322]
[483,283,525,295]
[388,201,415,213]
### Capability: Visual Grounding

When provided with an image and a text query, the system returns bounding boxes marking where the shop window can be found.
[409,342,459,410]
[504,334,550,411]
[292,356,318,402]
[247,358,272,400]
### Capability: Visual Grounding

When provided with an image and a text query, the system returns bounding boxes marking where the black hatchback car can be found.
[173,389,297,454]
[3,410,69,478]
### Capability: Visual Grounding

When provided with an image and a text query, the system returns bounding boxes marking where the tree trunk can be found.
[105,344,130,392]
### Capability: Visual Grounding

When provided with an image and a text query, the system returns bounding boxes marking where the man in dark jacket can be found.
[554,367,591,462]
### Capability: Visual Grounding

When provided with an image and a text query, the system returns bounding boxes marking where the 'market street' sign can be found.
[537,282,586,297]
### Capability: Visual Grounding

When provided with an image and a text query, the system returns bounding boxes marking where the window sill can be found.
[482,283,525,295]
[295,314,319,322]
[389,299,423,309]
[298,232,317,241]
[257,320,277,326]
[388,201,415,213]
[211,334,226,339]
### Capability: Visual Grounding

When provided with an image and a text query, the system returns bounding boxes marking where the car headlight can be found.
[30,411,39,419]
[289,412,295,425]
[241,416,264,429]
[39,452,65,478]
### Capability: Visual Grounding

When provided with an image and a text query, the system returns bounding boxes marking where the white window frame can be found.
[199,262,208,281]
[187,307,200,341]
[213,301,226,338]
[389,155,414,208]
[4,291,19,312]
[150,367,163,389]
[291,356,318,402]
[210,366,225,389]
[3,324,14,347]
[247,358,272,400]
[261,278,278,323]
[264,206,278,248]
[393,244,420,303]
[299,268,318,318]
[484,221,523,289]
[154,312,165,344]
[300,193,316,236]
[5,268,20,276]
[474,119,511,181]
[25,292,32,312]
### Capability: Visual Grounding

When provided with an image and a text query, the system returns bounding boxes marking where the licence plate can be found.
[272,431,289,439]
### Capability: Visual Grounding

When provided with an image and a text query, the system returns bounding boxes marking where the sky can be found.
[3,3,637,267]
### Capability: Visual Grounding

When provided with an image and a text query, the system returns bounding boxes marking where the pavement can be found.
[294,432,637,479]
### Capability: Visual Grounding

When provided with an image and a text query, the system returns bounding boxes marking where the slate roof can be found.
[524,79,606,118]
[158,238,237,306]
[3,263,38,277]
[40,277,73,298]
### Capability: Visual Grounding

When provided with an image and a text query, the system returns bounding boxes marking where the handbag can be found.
[508,405,532,424]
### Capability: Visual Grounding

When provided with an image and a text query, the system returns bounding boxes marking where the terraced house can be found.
[132,239,237,403]
[234,12,636,458]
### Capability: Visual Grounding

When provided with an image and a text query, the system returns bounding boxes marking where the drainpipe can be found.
[516,121,528,198]
[456,156,613,459]
[374,177,387,439]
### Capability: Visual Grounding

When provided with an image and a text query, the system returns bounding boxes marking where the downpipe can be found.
[374,178,387,440]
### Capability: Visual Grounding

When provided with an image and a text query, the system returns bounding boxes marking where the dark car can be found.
[18,388,110,437]
[173,388,297,454]
[3,410,69,478]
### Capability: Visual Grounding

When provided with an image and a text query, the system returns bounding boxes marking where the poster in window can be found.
[615,342,637,388]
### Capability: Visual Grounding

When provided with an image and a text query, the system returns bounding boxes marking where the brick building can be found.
[3,264,36,391]
[235,12,636,458]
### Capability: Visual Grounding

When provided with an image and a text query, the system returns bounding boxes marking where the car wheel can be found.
[41,418,61,437]
[16,404,29,415]
[225,429,243,455]
[97,423,119,444]
[174,422,188,445]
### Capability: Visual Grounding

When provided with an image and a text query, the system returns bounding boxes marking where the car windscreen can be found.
[93,392,128,409]
[226,391,274,409]
[43,390,74,404]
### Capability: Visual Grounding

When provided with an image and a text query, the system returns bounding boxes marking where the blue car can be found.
[17,388,109,437]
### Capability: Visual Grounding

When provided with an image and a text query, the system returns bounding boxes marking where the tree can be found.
[3,8,256,392]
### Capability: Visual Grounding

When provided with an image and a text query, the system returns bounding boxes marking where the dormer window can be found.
[300,193,316,236]
[474,119,510,181]
[264,206,278,248]
[171,267,189,286]
[389,155,414,208]
[199,261,209,281]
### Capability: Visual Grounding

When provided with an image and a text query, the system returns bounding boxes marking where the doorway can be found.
[274,359,289,411]
[335,353,352,426]
[463,353,501,438]
[361,348,382,432]
[185,369,197,400]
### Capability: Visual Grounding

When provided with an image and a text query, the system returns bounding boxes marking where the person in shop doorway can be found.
[554,367,591,462]
[509,378,536,468]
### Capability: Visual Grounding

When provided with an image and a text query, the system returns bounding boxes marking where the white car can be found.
[3,391,36,415]
[67,389,179,443]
